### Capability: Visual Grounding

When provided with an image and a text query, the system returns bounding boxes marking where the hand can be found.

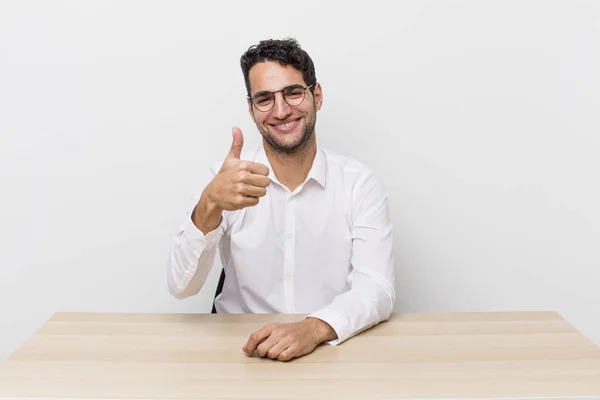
[205,127,271,211]
[192,127,270,233]
[242,318,337,362]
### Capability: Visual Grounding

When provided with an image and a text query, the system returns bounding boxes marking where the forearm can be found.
[309,274,396,345]
[166,236,219,299]
[166,192,224,299]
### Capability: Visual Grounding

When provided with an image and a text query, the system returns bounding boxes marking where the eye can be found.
[255,96,273,104]
[285,89,304,98]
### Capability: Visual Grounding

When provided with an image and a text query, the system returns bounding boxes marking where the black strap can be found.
[211,268,226,314]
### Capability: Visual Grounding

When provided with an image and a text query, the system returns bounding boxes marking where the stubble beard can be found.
[258,106,317,156]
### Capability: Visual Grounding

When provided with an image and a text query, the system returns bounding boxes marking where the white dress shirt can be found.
[166,144,395,345]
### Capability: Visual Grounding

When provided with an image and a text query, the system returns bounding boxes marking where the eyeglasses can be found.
[249,84,315,112]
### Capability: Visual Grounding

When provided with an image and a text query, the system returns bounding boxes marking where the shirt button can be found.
[285,232,293,240]
[285,270,292,278]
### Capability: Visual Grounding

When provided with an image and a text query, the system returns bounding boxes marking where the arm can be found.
[243,173,394,360]
[308,173,396,344]
[166,127,271,299]
[165,186,226,299]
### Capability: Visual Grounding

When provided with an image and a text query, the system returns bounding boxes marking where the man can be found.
[167,38,395,362]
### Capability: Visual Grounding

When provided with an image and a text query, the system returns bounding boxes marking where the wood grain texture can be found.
[1,311,599,399]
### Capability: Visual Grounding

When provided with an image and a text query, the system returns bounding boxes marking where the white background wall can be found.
[1,0,599,361]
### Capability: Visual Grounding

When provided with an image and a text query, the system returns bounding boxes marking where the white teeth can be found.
[277,120,296,128]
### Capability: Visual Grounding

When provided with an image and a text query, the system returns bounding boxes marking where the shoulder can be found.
[322,148,378,184]
[322,148,388,205]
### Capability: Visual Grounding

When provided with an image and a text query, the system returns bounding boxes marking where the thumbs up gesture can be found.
[227,126,245,159]
[205,127,271,212]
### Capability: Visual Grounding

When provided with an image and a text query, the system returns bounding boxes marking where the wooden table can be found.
[1,312,600,399]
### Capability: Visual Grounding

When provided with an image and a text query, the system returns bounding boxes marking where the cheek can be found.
[253,114,265,125]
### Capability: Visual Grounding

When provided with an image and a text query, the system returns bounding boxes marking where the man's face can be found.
[247,61,322,154]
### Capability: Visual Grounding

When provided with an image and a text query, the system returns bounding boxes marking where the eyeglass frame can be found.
[248,83,316,112]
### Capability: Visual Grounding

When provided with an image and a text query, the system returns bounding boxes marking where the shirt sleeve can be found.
[308,173,396,345]
[165,167,226,299]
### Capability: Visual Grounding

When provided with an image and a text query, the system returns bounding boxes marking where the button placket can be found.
[283,194,296,312]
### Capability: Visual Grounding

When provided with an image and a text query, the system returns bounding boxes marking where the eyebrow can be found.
[251,84,305,98]
[252,90,273,98]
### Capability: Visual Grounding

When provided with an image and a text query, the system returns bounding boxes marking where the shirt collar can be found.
[307,146,327,188]
[254,145,327,189]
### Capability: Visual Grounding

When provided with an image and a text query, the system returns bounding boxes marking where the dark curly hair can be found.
[240,38,317,97]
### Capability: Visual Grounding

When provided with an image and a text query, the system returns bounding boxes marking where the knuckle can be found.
[239,161,249,171]
[250,333,261,342]
[236,171,247,183]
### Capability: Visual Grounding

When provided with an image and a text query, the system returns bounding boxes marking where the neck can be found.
[264,136,317,192]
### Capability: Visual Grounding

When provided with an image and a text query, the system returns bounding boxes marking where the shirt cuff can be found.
[307,308,351,346]
[182,213,225,249]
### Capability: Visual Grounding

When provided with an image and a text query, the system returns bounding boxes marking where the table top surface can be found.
[1,311,599,400]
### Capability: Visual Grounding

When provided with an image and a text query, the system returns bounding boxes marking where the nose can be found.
[272,92,292,119]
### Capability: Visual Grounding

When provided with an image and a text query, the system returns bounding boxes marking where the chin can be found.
[263,132,308,154]
[270,139,303,153]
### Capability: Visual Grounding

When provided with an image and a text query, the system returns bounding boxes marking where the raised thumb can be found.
[228,126,244,159]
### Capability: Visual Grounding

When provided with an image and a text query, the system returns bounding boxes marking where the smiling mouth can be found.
[271,118,300,133]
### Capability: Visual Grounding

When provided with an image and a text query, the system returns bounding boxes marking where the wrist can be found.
[192,189,223,234]
[304,317,337,344]
[201,185,222,215]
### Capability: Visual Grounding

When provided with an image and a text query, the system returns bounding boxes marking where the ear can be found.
[247,98,256,122]
[313,83,323,112]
